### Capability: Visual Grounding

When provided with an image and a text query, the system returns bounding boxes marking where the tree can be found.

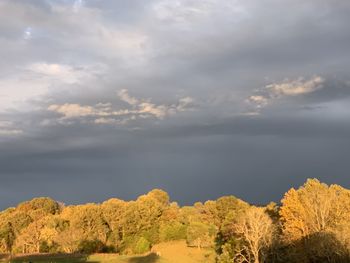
[101,198,127,248]
[280,179,350,242]
[186,221,216,249]
[121,190,170,248]
[17,197,60,221]
[55,226,84,253]
[2,210,32,237]
[233,206,275,263]
[15,219,47,253]
[147,189,170,207]
[279,179,350,261]
[216,196,249,225]
[61,204,111,243]
[159,221,186,242]
[0,222,15,254]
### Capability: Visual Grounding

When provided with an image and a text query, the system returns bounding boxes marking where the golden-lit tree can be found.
[233,206,275,263]
[280,179,350,261]
[280,179,350,241]
[55,226,84,253]
[3,183,350,260]
[60,204,110,243]
[15,218,48,253]
[0,222,15,254]
[101,198,127,247]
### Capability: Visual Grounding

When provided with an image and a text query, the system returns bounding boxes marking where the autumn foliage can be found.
[1,179,350,262]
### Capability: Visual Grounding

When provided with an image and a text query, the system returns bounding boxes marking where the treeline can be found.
[1,179,350,262]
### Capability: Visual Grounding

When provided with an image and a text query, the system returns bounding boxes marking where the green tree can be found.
[159,222,186,242]
[186,221,216,249]
[0,222,15,254]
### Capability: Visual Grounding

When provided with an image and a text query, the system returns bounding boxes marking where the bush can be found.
[159,222,187,242]
[78,239,106,254]
[133,237,151,254]
[140,226,160,244]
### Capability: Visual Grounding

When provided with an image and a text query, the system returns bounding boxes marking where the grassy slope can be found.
[151,240,215,263]
[5,240,215,263]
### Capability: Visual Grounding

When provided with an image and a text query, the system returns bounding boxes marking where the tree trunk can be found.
[253,250,260,263]
[36,242,40,253]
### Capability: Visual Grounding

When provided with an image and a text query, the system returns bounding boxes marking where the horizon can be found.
[0,177,337,210]
[1,0,350,209]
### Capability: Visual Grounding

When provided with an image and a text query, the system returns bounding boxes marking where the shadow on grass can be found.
[127,253,160,263]
[4,252,160,263]
[7,254,98,263]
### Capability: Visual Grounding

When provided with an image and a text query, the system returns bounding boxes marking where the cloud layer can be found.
[0,0,350,208]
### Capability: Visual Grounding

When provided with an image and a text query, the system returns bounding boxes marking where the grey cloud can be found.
[0,0,350,208]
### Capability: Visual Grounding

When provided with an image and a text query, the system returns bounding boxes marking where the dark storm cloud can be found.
[0,0,350,208]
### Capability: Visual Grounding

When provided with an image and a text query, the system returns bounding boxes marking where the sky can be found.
[0,0,350,208]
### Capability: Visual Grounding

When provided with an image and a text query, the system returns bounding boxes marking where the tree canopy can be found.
[0,180,350,262]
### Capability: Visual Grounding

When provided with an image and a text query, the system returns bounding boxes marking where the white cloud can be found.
[118,89,139,106]
[94,118,127,125]
[266,76,324,97]
[247,95,269,108]
[48,103,130,120]
[116,89,195,120]
[138,102,168,119]
[48,104,98,119]
[246,76,324,113]
[47,89,194,125]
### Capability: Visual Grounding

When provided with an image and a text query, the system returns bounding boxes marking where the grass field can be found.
[2,240,215,263]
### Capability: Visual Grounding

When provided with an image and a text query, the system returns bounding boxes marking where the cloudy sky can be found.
[1,0,350,208]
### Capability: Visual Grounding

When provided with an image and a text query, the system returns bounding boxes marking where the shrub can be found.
[159,222,187,242]
[133,237,151,254]
[78,239,106,254]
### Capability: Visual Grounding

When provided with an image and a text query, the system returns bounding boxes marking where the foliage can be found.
[78,239,106,254]
[0,222,15,253]
[186,221,216,248]
[132,237,151,254]
[278,178,350,262]
[159,222,187,242]
[2,180,350,262]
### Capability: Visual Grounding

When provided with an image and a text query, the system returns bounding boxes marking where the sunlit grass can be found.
[5,241,215,263]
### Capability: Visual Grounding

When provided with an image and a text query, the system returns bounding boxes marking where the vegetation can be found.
[1,179,350,262]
